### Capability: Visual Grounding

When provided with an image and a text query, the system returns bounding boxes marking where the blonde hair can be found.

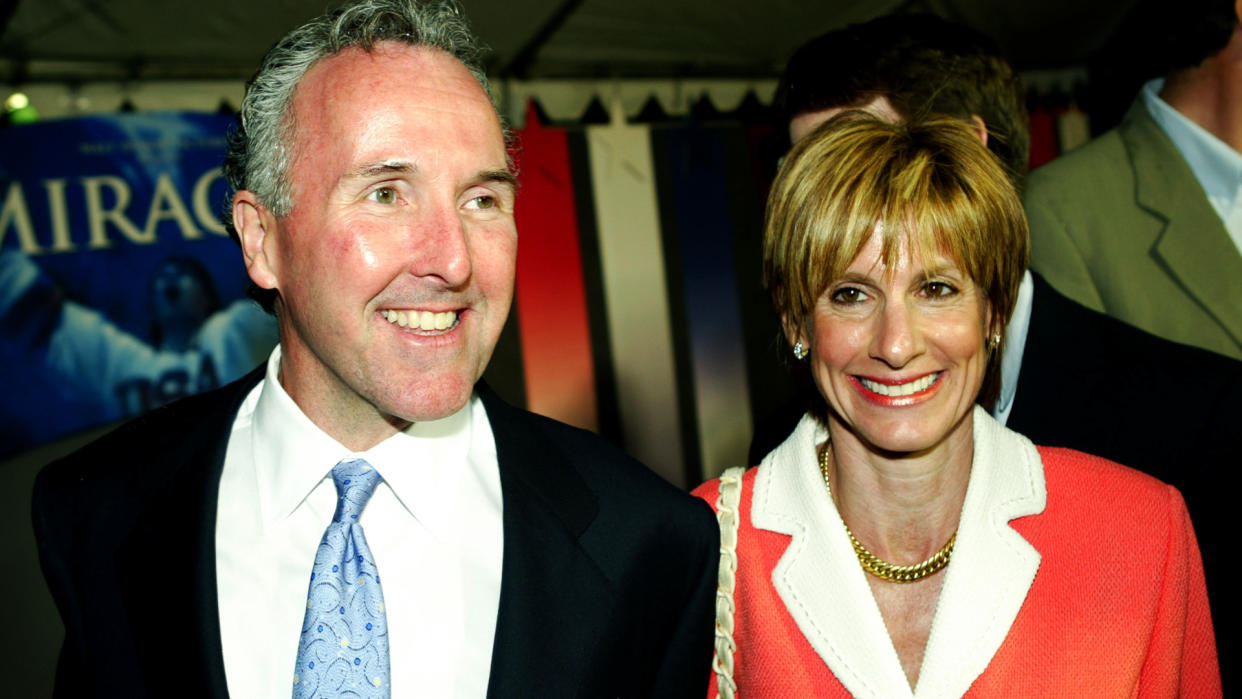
[764,113,1029,408]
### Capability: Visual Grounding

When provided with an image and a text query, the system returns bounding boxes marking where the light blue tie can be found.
[293,458,391,698]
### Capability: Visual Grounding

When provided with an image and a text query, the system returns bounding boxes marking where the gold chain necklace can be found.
[817,444,956,584]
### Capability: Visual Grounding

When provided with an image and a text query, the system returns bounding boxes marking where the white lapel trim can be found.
[753,414,913,698]
[916,407,1045,697]
[751,407,1046,698]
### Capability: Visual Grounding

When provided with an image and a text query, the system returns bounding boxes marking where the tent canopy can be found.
[0,0,1137,83]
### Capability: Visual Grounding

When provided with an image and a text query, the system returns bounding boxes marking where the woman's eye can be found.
[924,281,957,297]
[830,287,868,304]
[368,187,398,204]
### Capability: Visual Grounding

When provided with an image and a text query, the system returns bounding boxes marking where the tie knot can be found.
[331,458,383,524]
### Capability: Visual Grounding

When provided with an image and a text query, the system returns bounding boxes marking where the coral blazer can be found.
[694,408,1219,698]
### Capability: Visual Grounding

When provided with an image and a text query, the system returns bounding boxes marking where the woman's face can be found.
[793,228,991,456]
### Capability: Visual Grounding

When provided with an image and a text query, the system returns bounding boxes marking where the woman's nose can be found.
[870,300,925,368]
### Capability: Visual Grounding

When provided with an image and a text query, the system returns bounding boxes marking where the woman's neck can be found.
[824,412,974,564]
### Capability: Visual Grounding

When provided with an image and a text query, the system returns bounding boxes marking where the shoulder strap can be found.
[713,466,746,699]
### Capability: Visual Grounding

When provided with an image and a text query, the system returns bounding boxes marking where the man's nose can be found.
[409,206,471,288]
[870,299,924,368]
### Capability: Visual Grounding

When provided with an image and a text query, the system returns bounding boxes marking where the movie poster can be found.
[0,113,277,456]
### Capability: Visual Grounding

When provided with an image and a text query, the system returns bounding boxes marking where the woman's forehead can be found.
[837,222,969,273]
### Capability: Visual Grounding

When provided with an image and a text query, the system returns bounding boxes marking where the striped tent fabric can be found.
[490,99,798,489]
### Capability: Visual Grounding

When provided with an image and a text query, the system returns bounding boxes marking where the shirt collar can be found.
[1142,78,1242,219]
[992,270,1033,426]
[250,345,476,533]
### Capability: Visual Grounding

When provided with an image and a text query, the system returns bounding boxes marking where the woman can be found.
[693,114,1219,698]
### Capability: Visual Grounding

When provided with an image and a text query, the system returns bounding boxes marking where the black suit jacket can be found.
[1007,274,1242,481]
[33,367,719,698]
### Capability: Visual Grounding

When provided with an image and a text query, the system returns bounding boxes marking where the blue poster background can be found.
[0,113,277,455]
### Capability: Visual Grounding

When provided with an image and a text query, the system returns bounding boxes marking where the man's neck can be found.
[277,359,411,452]
[1160,29,1242,153]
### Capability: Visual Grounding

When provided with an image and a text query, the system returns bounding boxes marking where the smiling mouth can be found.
[857,372,942,397]
[380,309,460,334]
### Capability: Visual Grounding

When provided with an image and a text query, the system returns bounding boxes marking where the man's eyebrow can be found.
[478,169,518,189]
[346,162,516,190]
[349,160,415,178]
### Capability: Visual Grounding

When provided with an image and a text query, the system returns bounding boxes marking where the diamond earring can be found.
[793,341,807,360]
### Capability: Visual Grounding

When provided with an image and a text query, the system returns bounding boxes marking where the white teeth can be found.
[381,309,458,332]
[859,373,939,397]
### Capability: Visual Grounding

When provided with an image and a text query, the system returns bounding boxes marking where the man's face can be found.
[245,43,516,444]
[789,94,989,151]
[788,95,901,143]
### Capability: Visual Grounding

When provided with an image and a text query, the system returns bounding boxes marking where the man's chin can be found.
[379,375,477,425]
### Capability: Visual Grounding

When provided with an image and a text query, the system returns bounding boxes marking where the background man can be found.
[760,13,1239,678]
[31,1,718,697]
[1025,0,1242,359]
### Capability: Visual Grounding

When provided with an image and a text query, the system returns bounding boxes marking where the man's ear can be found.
[970,114,989,148]
[233,190,280,292]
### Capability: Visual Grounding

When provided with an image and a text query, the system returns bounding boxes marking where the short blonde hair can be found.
[764,113,1029,408]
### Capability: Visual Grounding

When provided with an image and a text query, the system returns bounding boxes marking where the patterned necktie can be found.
[293,458,390,698]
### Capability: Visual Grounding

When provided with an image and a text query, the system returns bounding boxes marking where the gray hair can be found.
[222,0,496,221]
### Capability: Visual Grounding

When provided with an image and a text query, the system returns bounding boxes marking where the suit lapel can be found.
[1124,103,1242,350]
[480,387,615,698]
[753,415,914,698]
[915,410,1045,698]
[754,409,1046,699]
[115,367,262,697]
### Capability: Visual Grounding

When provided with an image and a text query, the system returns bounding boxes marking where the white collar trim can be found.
[751,406,1046,698]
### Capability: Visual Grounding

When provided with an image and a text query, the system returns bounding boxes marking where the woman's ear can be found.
[782,313,808,359]
[986,304,1004,351]
[233,190,280,292]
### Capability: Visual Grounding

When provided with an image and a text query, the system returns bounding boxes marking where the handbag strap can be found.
[712,466,746,699]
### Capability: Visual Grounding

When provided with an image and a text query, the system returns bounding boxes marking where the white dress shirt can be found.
[1143,77,1242,254]
[216,346,503,698]
[992,270,1034,427]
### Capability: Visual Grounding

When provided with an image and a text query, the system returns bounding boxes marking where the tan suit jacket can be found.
[1025,99,1242,359]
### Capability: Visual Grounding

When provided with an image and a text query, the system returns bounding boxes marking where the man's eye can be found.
[466,195,496,210]
[368,187,398,204]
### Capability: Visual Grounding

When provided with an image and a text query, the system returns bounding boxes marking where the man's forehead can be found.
[285,42,506,167]
[296,42,485,106]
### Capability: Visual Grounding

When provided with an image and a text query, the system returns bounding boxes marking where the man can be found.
[1025,0,1242,359]
[758,13,1240,678]
[31,1,718,697]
